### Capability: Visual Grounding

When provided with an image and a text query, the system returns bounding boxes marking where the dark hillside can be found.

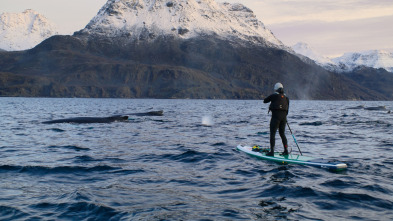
[0,35,388,100]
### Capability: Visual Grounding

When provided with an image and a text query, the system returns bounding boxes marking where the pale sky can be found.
[1,0,392,57]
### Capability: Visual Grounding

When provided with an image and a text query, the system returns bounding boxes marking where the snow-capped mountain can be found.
[0,9,58,51]
[77,0,286,49]
[292,42,393,73]
[332,50,393,72]
[292,42,333,65]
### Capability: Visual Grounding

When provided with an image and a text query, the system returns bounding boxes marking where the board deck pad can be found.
[237,145,347,171]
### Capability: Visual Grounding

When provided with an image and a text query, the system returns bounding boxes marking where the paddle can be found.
[286,122,303,155]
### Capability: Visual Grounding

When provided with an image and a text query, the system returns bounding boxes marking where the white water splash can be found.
[202,116,214,126]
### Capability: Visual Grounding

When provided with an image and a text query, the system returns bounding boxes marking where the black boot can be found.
[266,152,274,156]
[266,147,274,156]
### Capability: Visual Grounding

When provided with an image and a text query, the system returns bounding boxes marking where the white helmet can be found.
[274,82,283,92]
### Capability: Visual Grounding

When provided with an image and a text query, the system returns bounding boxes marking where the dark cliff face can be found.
[342,67,393,99]
[0,34,389,100]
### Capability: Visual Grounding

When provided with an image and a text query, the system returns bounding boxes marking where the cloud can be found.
[235,0,393,24]
[218,0,393,56]
[218,0,393,23]
[270,15,393,57]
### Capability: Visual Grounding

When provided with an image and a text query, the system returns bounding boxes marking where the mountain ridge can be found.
[332,50,393,73]
[1,34,387,100]
[0,9,58,51]
[292,42,393,73]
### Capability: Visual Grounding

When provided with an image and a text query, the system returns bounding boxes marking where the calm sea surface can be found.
[1,98,392,220]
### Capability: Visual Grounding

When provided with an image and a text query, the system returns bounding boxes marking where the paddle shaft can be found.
[286,122,303,155]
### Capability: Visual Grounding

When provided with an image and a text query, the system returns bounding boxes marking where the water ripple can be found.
[0,98,392,220]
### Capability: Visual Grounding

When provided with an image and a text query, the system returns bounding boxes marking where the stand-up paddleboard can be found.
[237,145,347,171]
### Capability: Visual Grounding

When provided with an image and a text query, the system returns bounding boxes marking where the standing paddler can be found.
[263,83,290,156]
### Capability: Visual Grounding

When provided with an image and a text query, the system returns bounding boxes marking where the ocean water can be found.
[0,98,392,220]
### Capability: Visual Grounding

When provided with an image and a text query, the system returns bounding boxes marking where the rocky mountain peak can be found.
[76,0,285,48]
[0,9,58,51]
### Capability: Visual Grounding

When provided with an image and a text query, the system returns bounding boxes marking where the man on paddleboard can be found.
[263,83,289,156]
